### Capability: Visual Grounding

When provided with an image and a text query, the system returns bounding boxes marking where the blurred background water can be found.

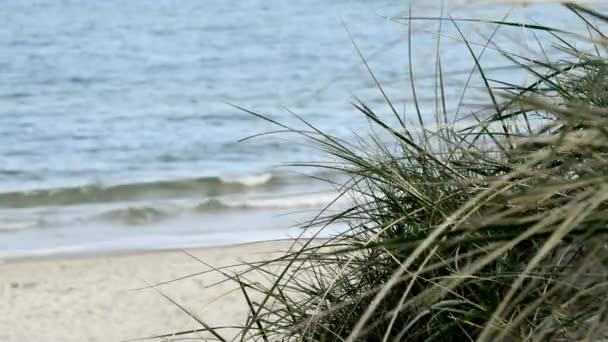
[0,0,593,258]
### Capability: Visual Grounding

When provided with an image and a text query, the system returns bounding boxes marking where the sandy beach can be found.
[0,240,299,342]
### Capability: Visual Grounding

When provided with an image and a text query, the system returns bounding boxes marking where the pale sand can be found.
[0,240,300,342]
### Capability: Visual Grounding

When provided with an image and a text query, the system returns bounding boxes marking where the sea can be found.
[0,0,595,258]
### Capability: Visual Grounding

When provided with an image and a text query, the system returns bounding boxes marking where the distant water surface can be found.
[0,0,590,258]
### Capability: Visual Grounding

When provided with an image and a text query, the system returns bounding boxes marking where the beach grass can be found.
[142,3,608,341]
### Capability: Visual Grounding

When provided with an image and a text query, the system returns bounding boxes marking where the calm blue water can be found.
[0,1,591,258]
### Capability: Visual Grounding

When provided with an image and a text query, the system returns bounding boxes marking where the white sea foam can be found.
[219,173,274,187]
[0,220,37,232]
[196,191,347,211]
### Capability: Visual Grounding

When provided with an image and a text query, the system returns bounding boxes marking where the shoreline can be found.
[1,239,305,342]
[0,237,325,264]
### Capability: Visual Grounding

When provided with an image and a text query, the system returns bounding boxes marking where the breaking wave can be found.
[0,174,279,208]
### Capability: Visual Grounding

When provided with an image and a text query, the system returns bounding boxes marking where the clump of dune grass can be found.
[139,3,608,342]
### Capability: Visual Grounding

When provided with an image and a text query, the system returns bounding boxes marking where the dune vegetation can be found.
[145,3,608,341]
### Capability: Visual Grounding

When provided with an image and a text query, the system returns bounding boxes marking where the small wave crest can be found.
[0,174,279,208]
[0,220,38,232]
[218,174,273,187]
[0,190,346,233]
[91,192,338,227]
[195,192,341,211]
[98,206,171,226]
